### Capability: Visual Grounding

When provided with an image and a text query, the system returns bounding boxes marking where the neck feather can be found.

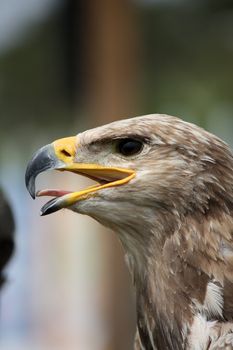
[117,209,222,350]
[116,209,191,349]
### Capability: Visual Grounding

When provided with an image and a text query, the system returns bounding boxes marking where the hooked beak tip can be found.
[25,144,62,199]
[25,169,36,199]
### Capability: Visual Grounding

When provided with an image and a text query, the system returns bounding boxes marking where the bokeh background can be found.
[1,1,233,349]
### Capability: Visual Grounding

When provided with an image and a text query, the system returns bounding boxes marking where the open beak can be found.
[25,136,135,216]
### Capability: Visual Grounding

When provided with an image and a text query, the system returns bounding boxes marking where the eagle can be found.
[25,114,233,350]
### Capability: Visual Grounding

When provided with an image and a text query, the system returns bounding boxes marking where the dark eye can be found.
[117,138,143,156]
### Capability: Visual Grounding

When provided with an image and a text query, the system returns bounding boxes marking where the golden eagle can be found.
[26,114,233,349]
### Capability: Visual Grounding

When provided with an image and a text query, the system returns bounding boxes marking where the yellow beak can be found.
[25,136,135,215]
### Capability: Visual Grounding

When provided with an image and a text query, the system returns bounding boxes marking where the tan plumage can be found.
[25,114,233,349]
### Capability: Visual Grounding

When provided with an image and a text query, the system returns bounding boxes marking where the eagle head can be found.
[25,114,232,234]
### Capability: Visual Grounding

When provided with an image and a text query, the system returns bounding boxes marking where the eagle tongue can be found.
[36,189,72,197]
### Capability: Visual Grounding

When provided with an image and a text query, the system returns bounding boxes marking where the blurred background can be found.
[0,0,233,349]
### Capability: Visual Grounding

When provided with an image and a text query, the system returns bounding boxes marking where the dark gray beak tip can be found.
[25,144,59,200]
[25,162,36,199]
[40,209,48,216]
[28,183,36,199]
[40,198,62,216]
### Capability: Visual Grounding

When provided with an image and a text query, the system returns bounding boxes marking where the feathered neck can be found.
[118,203,233,350]
[116,208,188,349]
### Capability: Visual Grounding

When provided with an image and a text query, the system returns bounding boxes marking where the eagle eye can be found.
[117,138,143,156]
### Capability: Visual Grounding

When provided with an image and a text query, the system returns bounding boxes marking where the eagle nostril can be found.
[60,149,72,157]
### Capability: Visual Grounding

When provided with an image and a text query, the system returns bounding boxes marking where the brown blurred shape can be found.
[84,0,140,123]
[82,1,140,349]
